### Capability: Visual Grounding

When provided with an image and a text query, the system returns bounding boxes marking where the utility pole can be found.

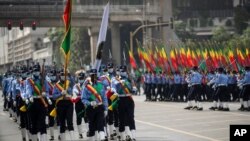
[130,21,174,55]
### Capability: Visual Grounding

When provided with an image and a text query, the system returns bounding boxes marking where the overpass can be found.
[0,0,173,65]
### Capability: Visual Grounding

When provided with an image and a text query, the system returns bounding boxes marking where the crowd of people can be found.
[140,66,250,111]
[1,62,137,141]
[1,61,250,141]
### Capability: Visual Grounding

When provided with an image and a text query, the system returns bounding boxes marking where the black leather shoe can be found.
[209,107,217,110]
[86,131,90,137]
[192,106,198,110]
[197,107,203,111]
[223,108,230,111]
[79,134,83,139]
[243,108,249,111]
[238,105,244,111]
[184,106,193,110]
[218,106,223,111]
[126,135,132,141]
[49,136,54,140]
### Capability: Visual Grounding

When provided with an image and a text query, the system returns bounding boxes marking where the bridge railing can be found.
[0,5,160,18]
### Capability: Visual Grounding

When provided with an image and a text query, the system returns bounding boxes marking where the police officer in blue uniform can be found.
[99,64,117,140]
[156,71,162,101]
[151,71,157,101]
[111,65,136,141]
[7,70,15,118]
[172,71,181,101]
[181,71,188,102]
[184,66,203,111]
[238,66,250,111]
[12,69,22,122]
[208,67,229,111]
[81,68,108,141]
[26,64,48,141]
[168,74,174,101]
[73,71,88,139]
[18,66,29,141]
[228,70,238,101]
[52,69,74,141]
[144,71,151,101]
[206,70,216,101]
[45,69,58,141]
[2,72,10,111]
[160,72,167,101]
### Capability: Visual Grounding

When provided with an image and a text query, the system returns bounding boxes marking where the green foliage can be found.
[212,26,231,42]
[234,6,249,34]
[46,27,90,73]
[175,20,196,40]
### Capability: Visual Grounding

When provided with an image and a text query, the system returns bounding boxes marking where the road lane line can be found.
[193,128,228,133]
[135,119,221,141]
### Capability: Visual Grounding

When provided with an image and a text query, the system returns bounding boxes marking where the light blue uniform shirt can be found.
[174,74,181,84]
[190,72,202,85]
[213,73,228,86]
[52,80,73,100]
[26,77,49,99]
[156,75,162,85]
[81,81,108,111]
[228,74,237,84]
[144,74,151,84]
[239,71,250,85]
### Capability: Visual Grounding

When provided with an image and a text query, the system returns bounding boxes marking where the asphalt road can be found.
[0,92,250,141]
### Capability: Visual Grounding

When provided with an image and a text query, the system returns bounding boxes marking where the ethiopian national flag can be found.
[129,50,137,69]
[61,0,72,63]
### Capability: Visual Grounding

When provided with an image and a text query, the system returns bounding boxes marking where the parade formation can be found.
[1,0,250,141]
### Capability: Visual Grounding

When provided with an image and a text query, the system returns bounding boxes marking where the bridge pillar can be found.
[111,24,121,65]
[88,27,99,67]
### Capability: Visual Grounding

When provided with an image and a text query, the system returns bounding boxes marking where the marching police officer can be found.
[26,64,48,141]
[45,69,58,141]
[227,70,238,101]
[72,71,88,139]
[156,71,162,101]
[81,68,108,141]
[238,66,250,111]
[184,66,203,111]
[99,64,117,140]
[151,71,157,101]
[2,72,10,111]
[52,69,74,141]
[144,71,151,101]
[17,67,28,141]
[208,67,229,111]
[111,65,136,141]
[172,71,181,101]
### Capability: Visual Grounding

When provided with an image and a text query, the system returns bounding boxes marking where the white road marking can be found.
[135,119,221,141]
[193,128,228,133]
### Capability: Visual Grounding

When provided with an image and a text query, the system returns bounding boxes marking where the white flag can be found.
[93,2,110,70]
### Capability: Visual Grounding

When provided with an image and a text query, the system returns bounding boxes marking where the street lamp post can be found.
[130,22,172,55]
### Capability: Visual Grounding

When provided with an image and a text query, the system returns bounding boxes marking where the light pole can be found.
[130,22,172,55]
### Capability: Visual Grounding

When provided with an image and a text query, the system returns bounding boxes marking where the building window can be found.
[189,18,198,27]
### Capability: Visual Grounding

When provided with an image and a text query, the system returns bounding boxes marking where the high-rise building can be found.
[0,27,49,71]
[173,0,236,38]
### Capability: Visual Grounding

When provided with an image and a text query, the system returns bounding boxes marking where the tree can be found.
[46,27,91,73]
[212,26,231,42]
[234,6,249,34]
